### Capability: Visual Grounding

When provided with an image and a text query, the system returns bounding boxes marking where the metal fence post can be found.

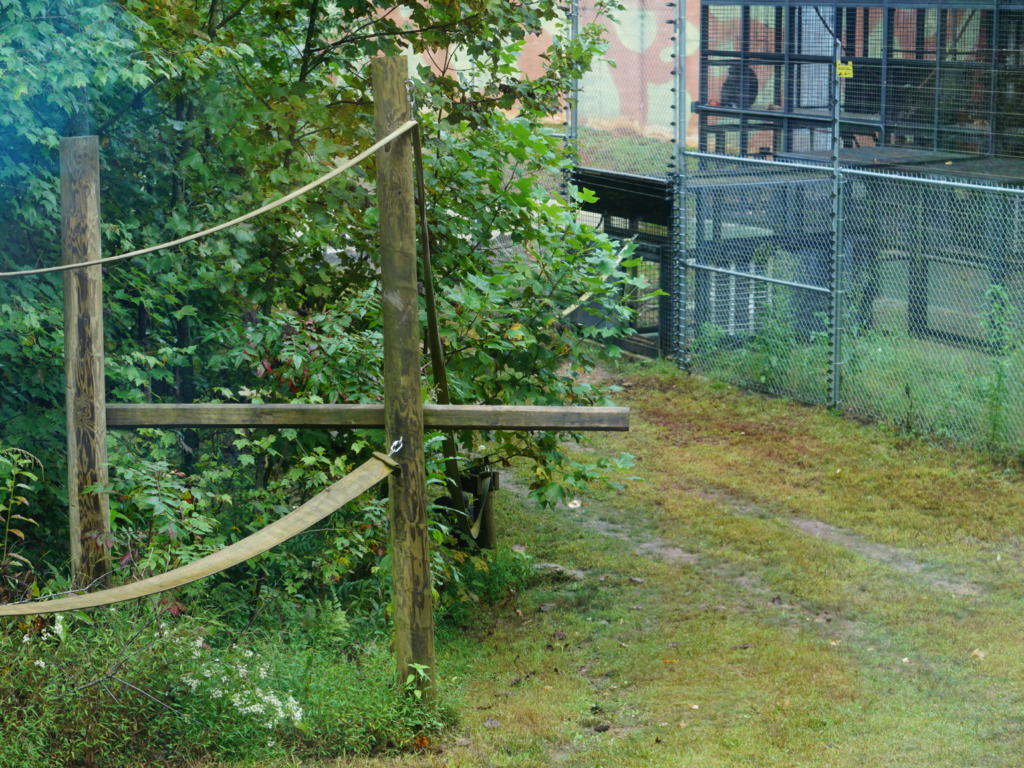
[672,0,688,365]
[829,32,845,410]
[562,0,579,200]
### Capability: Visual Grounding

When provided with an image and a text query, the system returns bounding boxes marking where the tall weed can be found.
[0,600,455,766]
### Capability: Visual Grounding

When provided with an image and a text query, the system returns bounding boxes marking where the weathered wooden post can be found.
[61,136,112,587]
[371,56,436,698]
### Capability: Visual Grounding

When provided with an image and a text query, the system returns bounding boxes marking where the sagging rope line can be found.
[0,120,419,280]
[0,453,397,616]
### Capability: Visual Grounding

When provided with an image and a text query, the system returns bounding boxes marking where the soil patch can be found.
[502,476,699,566]
[670,480,773,518]
[669,475,981,597]
[788,518,982,597]
[581,518,698,565]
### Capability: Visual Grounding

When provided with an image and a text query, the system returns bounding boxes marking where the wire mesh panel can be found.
[839,6,884,147]
[576,1,676,176]
[676,145,1024,451]
[682,153,834,403]
[838,170,1024,450]
[696,4,840,157]
[692,2,1024,164]
[994,10,1024,159]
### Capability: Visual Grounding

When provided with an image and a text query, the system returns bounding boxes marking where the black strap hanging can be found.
[412,124,477,540]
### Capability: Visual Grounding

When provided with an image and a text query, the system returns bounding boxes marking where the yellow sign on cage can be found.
[837,61,854,78]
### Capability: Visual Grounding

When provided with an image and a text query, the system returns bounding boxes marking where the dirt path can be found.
[343,366,1024,768]
[443,366,1024,767]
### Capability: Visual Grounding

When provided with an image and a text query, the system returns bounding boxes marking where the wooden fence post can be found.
[371,56,435,698]
[61,136,112,587]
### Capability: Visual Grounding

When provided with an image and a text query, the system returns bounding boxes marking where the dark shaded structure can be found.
[693,1,1024,164]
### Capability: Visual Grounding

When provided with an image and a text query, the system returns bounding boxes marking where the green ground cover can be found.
[691,284,1024,454]
[192,360,1024,767]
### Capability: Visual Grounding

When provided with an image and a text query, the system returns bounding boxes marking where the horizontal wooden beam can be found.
[106,403,629,432]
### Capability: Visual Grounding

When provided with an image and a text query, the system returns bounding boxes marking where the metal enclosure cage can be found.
[565,0,1024,452]
[694,1,1024,163]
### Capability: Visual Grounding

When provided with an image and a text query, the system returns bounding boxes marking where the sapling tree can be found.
[0,0,639,595]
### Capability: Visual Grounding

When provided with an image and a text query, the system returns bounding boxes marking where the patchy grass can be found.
[695,323,1024,454]
[213,360,1024,767]
[575,126,673,176]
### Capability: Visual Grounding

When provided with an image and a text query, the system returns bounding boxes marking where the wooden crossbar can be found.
[106,403,630,432]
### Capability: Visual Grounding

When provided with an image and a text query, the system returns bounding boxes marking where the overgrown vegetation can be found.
[0,0,654,762]
[0,600,457,765]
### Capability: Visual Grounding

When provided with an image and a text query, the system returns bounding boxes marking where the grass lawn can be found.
[213,360,1024,767]
[575,126,674,177]
[690,285,1024,453]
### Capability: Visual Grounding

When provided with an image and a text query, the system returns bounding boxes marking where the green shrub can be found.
[0,600,455,766]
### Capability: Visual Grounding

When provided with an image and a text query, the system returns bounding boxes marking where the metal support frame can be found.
[989,5,1000,157]
[935,8,945,152]
[673,0,688,362]
[829,29,846,410]
[563,0,580,199]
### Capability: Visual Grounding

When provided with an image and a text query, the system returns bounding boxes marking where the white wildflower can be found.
[22,634,31,644]
[33,659,45,668]
[286,695,303,723]
[180,675,201,693]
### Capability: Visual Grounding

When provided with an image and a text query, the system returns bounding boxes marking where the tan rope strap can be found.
[0,453,397,616]
[0,121,419,279]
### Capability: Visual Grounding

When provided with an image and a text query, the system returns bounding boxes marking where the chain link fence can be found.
[567,0,1024,453]
[678,150,1024,452]
[679,152,835,405]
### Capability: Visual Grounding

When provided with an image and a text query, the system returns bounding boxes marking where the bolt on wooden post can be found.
[61,136,112,587]
[371,56,436,699]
